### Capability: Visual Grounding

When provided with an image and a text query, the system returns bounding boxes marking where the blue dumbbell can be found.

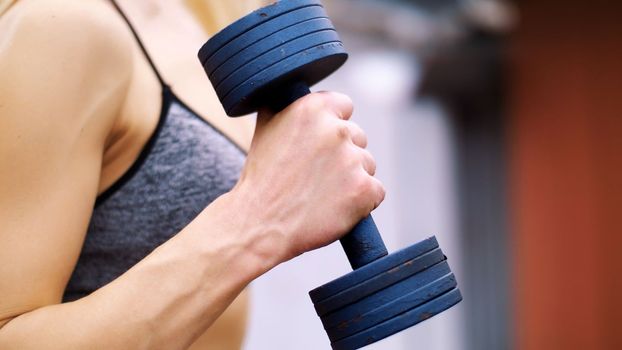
[198,1,462,349]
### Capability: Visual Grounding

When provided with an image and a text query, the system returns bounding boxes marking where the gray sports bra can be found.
[63,2,246,301]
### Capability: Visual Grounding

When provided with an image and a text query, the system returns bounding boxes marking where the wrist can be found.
[183,188,287,285]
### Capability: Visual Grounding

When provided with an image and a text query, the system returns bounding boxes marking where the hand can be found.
[229,92,385,265]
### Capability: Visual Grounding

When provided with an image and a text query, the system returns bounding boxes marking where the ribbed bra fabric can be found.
[62,1,246,301]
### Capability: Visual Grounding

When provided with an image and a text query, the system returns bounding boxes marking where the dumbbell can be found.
[197,1,462,349]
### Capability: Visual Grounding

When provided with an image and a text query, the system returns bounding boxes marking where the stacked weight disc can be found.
[198,0,348,116]
[309,237,462,350]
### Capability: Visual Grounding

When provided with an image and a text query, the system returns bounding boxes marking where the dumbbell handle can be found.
[268,81,389,270]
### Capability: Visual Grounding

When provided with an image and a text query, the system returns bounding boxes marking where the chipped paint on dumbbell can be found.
[331,288,463,350]
[313,248,446,317]
[309,237,439,304]
[323,263,458,342]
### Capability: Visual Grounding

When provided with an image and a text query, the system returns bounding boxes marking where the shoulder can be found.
[0,0,133,49]
[0,0,135,103]
[0,0,135,146]
[0,0,133,78]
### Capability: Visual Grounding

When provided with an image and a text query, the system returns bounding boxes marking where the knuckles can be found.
[374,179,387,209]
[296,93,328,115]
[346,170,385,214]
[287,93,356,147]
[360,148,377,175]
[335,122,351,141]
[349,174,374,203]
[294,92,353,119]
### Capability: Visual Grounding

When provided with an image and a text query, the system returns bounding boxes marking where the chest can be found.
[125,1,255,150]
[65,101,246,299]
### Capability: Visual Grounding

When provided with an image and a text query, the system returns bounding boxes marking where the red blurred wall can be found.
[509,1,622,349]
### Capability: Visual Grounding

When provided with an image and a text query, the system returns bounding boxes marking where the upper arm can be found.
[0,0,133,327]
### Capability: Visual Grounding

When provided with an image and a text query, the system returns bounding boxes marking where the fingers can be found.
[359,148,376,176]
[346,121,367,148]
[354,172,386,214]
[370,176,386,210]
[316,93,364,149]
[317,91,353,120]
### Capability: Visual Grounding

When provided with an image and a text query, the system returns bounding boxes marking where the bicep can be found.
[0,140,100,323]
[0,91,102,330]
[0,0,132,326]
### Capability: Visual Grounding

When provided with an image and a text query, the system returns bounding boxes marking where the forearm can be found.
[0,192,275,350]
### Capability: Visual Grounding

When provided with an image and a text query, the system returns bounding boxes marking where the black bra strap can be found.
[109,0,168,88]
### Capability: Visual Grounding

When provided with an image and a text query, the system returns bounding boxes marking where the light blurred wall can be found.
[509,1,622,349]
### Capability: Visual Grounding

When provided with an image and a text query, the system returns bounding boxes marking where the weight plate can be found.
[209,18,335,88]
[215,29,341,101]
[310,237,439,304]
[331,288,463,350]
[221,41,347,116]
[198,0,323,64]
[204,6,329,76]
[325,271,457,342]
[321,261,453,332]
[313,248,446,317]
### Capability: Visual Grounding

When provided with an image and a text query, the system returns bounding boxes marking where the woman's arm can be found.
[0,1,384,349]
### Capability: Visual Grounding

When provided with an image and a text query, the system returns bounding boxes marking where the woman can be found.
[0,0,384,349]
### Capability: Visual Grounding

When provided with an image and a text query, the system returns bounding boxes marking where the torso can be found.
[0,0,253,348]
[101,0,254,194]
[101,2,254,349]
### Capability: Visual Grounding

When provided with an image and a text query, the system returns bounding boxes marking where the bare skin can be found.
[94,2,255,346]
[0,1,385,349]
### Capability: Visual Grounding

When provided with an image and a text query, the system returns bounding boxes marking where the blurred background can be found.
[193,0,622,349]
